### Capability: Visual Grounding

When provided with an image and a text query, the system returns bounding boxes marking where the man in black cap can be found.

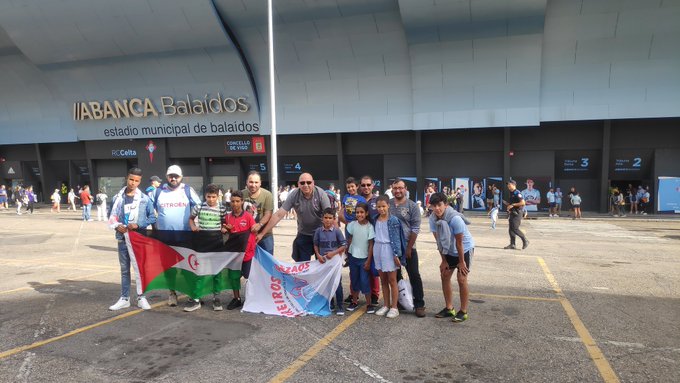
[146,175,162,199]
[504,180,529,250]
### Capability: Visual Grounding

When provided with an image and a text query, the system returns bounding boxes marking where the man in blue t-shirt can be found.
[151,165,202,307]
[429,192,474,323]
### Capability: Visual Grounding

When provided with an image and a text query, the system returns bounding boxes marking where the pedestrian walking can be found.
[504,180,529,250]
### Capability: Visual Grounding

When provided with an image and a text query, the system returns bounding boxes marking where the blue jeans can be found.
[259,235,274,255]
[118,239,142,298]
[82,203,92,220]
[118,240,132,298]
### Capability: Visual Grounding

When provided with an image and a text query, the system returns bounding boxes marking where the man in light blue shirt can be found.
[151,165,202,307]
[429,192,474,323]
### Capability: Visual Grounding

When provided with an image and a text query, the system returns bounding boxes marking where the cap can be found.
[149,175,162,182]
[166,165,183,177]
[506,179,517,186]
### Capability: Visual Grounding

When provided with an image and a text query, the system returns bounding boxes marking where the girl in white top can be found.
[570,192,582,219]
[51,189,61,213]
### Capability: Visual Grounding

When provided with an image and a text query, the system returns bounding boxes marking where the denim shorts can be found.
[348,255,370,294]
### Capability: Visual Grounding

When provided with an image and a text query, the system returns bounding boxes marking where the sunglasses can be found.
[299,181,313,185]
[361,183,372,187]
[167,174,181,179]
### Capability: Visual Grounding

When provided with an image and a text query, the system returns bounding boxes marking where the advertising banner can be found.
[658,177,680,213]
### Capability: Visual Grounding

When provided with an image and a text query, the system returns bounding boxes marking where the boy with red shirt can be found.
[224,190,256,310]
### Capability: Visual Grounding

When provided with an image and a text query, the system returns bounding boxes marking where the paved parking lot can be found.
[1,208,679,382]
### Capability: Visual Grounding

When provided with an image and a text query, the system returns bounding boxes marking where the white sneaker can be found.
[375,306,389,316]
[386,308,399,319]
[109,297,130,311]
[137,296,151,310]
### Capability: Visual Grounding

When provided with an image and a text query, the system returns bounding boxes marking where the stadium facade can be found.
[0,0,679,213]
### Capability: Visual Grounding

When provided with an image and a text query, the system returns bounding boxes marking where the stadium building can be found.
[0,0,679,213]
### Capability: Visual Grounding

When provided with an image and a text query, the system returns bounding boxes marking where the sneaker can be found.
[344,294,353,303]
[435,308,456,318]
[183,299,201,312]
[504,244,516,250]
[386,308,399,319]
[371,295,379,306]
[168,291,178,307]
[522,241,530,250]
[137,296,151,310]
[642,212,647,215]
[347,302,358,311]
[375,306,389,316]
[336,309,345,316]
[366,305,377,314]
[109,297,130,311]
[452,311,468,323]
[213,297,223,311]
[226,298,243,310]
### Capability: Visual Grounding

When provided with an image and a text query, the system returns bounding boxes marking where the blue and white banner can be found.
[243,247,342,317]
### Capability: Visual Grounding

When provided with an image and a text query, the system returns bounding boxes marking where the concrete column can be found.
[415,131,423,202]
[336,133,344,187]
[34,144,48,203]
[503,127,511,183]
[599,120,611,213]
[201,156,208,191]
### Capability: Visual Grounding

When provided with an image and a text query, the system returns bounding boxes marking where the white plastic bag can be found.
[398,278,414,312]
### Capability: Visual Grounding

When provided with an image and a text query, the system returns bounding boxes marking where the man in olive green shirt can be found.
[242,171,275,255]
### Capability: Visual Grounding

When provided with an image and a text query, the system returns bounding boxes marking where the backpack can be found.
[325,190,337,211]
[95,195,103,206]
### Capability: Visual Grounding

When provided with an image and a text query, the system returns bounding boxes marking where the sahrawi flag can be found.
[125,230,251,299]
[243,246,342,317]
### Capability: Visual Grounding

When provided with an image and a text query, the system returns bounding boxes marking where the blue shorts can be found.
[549,202,556,208]
[348,255,370,295]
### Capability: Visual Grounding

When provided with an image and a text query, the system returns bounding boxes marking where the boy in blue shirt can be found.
[313,208,347,315]
[429,192,474,323]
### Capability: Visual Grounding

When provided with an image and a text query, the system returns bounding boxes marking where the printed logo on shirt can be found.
[159,201,188,208]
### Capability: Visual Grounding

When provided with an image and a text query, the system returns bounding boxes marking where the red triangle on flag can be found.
[127,231,185,292]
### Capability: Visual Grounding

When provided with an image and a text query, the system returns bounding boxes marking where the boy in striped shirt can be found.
[187,184,228,311]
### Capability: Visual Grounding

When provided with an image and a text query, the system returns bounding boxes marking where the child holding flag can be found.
[224,190,257,310]
[314,208,347,315]
[185,184,228,312]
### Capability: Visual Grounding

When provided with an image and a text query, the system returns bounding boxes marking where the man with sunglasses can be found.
[359,175,381,305]
[258,173,330,262]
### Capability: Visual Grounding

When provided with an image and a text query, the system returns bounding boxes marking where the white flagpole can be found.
[267,0,279,211]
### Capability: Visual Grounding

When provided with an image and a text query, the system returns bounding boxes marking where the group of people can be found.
[610,185,651,217]
[107,167,474,324]
[108,165,275,313]
[1,185,37,215]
